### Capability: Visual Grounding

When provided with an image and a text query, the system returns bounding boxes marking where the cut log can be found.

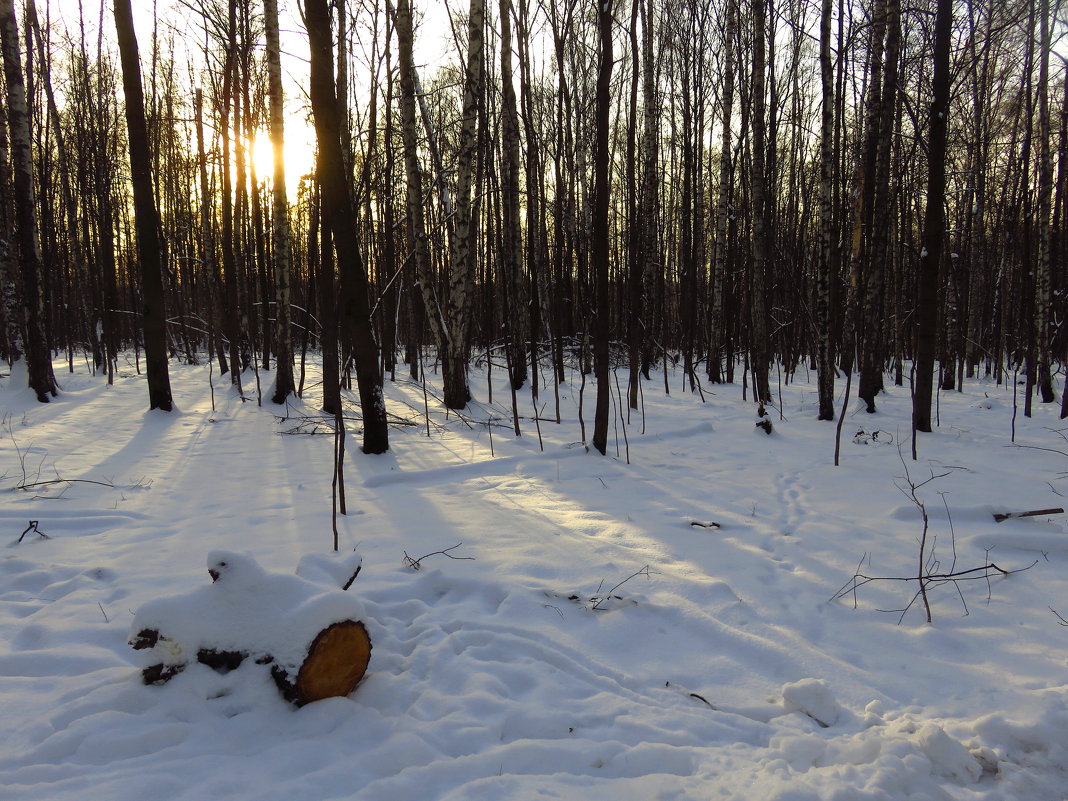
[138,620,372,706]
[273,619,373,706]
[993,508,1064,523]
[130,551,372,704]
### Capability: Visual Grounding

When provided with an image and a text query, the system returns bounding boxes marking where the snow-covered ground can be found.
[2,354,1067,800]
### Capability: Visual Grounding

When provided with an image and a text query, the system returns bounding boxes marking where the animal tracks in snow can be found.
[773,470,809,539]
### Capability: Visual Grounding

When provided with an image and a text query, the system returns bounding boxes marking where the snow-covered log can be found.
[130,551,371,705]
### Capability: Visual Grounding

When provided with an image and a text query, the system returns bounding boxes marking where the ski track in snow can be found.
[3,361,1068,799]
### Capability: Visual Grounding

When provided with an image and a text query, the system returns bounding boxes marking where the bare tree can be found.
[591,0,613,454]
[913,0,952,436]
[858,0,900,411]
[0,0,56,401]
[264,0,295,404]
[305,0,388,453]
[1033,0,1055,404]
[499,0,526,392]
[710,0,735,388]
[114,0,172,411]
[441,0,486,410]
[815,0,836,420]
[395,0,441,363]
[749,0,771,404]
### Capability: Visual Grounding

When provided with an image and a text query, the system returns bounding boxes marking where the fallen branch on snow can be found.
[403,543,475,570]
[16,520,49,543]
[831,556,1036,623]
[833,450,1037,623]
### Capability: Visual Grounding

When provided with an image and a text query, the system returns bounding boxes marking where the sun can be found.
[251,135,275,179]
[249,125,317,198]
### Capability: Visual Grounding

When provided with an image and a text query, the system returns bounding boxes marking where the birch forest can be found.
[0,0,1064,453]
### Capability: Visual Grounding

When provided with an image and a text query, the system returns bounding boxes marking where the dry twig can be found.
[590,565,658,610]
[831,451,1037,623]
[17,520,49,543]
[403,543,475,570]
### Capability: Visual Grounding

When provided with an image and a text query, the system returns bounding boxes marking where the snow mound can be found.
[296,550,364,589]
[130,551,367,674]
[782,678,843,728]
[764,711,989,799]
[915,723,981,782]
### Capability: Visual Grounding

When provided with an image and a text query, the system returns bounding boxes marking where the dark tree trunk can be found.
[749,0,771,404]
[194,89,228,377]
[516,0,543,403]
[591,0,613,455]
[220,1,244,392]
[816,0,836,420]
[913,0,952,434]
[1034,0,1055,404]
[396,0,444,366]
[305,0,388,454]
[859,0,900,412]
[265,0,295,404]
[114,0,172,411]
[625,0,641,407]
[318,197,342,416]
[710,0,735,388]
[0,82,19,366]
[499,0,526,392]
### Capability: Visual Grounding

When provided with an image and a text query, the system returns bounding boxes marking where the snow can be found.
[782,678,843,728]
[3,356,1068,799]
[295,550,364,589]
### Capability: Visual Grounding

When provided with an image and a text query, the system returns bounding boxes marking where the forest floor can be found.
[2,353,1068,800]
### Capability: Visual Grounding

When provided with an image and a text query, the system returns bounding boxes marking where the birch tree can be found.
[441,0,486,409]
[0,0,56,402]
